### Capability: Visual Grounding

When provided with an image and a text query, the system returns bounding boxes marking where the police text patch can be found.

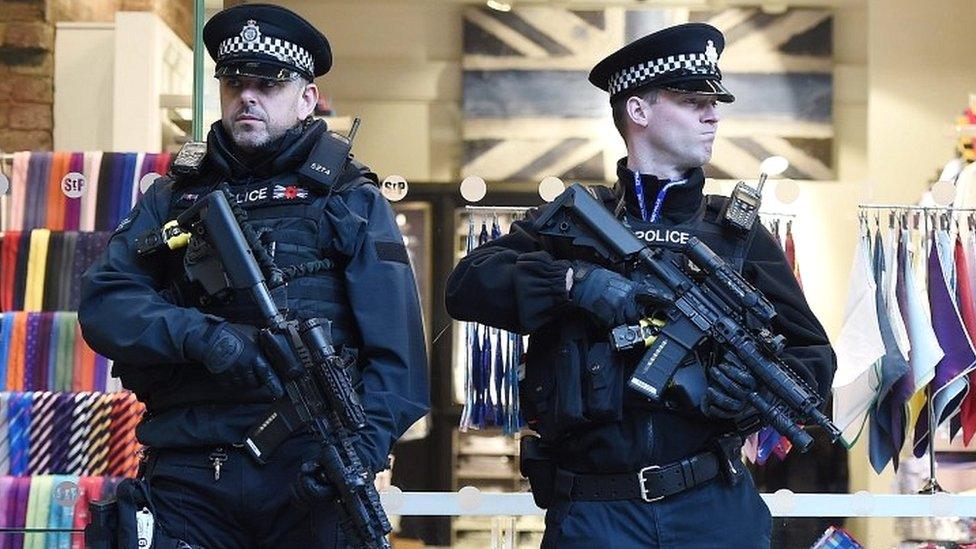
[175,181,315,209]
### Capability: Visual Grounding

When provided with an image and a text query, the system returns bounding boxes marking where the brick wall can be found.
[121,0,193,46]
[0,0,192,152]
[0,0,55,151]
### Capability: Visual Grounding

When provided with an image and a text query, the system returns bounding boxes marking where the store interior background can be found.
[2,0,976,546]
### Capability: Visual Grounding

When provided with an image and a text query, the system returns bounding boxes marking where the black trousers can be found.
[144,433,343,548]
[541,463,772,549]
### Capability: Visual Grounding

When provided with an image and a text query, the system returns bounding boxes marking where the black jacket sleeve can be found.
[78,181,221,366]
[326,182,430,472]
[743,225,837,403]
[445,212,574,334]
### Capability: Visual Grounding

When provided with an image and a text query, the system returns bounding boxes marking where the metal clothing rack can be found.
[464,206,534,213]
[857,203,976,494]
[858,204,976,212]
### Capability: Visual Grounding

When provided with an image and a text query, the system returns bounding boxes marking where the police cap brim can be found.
[663,80,735,103]
[214,61,304,82]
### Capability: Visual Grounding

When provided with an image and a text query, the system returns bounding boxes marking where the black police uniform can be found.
[445,23,835,548]
[79,5,429,547]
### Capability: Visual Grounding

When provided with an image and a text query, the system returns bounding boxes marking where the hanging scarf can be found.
[833,224,885,443]
[913,230,976,457]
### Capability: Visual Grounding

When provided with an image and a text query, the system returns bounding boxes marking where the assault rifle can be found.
[175,190,391,549]
[533,184,841,451]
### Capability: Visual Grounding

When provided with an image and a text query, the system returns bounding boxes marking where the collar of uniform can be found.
[206,118,327,181]
[614,158,705,223]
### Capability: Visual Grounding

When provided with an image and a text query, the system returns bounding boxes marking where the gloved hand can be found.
[196,322,284,398]
[292,458,338,508]
[569,261,655,327]
[701,359,757,419]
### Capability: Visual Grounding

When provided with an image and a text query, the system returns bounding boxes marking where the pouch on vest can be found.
[519,434,556,509]
[583,341,624,422]
[552,323,586,431]
[521,329,582,438]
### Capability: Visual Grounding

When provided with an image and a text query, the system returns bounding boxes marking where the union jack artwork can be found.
[462,7,833,182]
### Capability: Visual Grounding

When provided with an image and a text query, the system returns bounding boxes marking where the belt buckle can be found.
[637,465,664,503]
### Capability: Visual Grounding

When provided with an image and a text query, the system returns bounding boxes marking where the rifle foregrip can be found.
[747,392,813,452]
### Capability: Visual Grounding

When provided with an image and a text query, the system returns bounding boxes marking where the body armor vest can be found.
[521,186,758,443]
[115,171,366,413]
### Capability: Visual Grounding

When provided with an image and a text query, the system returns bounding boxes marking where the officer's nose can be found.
[703,102,720,125]
[239,85,259,105]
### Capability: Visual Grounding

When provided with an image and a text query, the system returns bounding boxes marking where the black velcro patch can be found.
[375,241,409,264]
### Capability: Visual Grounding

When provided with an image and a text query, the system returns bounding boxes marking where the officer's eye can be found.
[224,78,243,88]
[263,80,280,89]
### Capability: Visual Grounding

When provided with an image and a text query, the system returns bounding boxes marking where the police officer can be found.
[446,23,835,548]
[79,4,429,547]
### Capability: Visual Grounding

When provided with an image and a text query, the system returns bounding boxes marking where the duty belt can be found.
[553,450,727,503]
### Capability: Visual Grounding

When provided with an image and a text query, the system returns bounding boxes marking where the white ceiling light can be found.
[486,0,513,12]
[538,176,565,202]
[757,155,789,194]
[759,156,789,178]
[460,176,488,203]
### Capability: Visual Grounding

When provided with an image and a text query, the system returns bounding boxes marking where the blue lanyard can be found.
[634,172,687,223]
[633,172,650,222]
[650,179,687,222]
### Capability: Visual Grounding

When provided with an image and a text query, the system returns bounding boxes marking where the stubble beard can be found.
[228,121,287,155]
[232,127,268,154]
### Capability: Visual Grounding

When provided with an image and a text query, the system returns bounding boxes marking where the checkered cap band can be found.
[218,34,314,77]
[608,53,717,96]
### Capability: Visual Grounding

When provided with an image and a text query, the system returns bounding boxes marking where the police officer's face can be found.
[219,75,319,153]
[639,90,720,170]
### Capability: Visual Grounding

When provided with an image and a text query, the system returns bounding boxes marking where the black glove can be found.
[197,323,284,398]
[292,458,338,508]
[701,359,757,419]
[569,262,651,327]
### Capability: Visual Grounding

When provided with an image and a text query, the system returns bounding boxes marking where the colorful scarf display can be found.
[0,313,108,392]
[3,152,170,232]
[0,232,111,313]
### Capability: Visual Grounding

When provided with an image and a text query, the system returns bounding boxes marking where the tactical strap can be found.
[554,449,720,502]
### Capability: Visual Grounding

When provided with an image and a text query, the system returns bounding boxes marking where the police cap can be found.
[203,3,332,82]
[589,23,734,103]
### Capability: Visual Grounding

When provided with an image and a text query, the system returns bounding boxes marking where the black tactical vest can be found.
[593,185,755,272]
[521,185,758,441]
[114,160,372,414]
[165,177,358,340]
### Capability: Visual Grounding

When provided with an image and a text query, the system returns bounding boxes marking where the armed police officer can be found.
[446,23,835,548]
[79,4,429,547]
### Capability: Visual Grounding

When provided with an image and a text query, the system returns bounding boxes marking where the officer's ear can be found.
[296,79,319,120]
[625,94,651,129]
